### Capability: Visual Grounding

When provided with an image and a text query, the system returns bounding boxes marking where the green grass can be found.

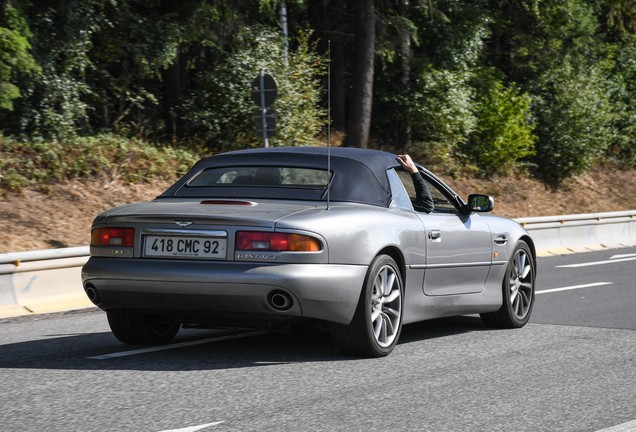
[0,133,202,192]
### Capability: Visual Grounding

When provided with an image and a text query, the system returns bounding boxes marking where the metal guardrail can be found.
[1,211,635,319]
[0,246,89,264]
[0,247,91,318]
[515,210,636,255]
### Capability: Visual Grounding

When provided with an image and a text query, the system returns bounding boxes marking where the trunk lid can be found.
[100,198,318,228]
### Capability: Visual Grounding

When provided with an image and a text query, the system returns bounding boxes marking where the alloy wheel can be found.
[370,265,402,347]
[509,248,533,320]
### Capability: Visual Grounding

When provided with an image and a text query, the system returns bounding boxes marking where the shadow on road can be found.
[0,315,489,372]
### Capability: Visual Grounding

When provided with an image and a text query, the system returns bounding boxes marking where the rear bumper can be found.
[82,257,367,325]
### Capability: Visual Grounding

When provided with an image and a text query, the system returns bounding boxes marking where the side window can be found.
[395,169,460,214]
[425,179,459,213]
[396,169,416,197]
[387,169,413,211]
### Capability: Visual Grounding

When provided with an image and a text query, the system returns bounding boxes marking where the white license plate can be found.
[144,236,227,259]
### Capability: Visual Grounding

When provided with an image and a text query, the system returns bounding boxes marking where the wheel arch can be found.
[349,246,406,320]
[330,247,406,357]
[519,234,537,262]
[481,235,536,328]
[376,246,406,284]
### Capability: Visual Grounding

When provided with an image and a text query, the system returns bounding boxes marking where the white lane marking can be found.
[157,421,224,432]
[536,282,613,295]
[610,253,636,260]
[556,256,636,268]
[87,331,265,360]
[594,419,636,432]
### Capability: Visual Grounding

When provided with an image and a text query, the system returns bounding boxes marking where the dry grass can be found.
[0,178,173,253]
[439,164,636,218]
[1,164,635,254]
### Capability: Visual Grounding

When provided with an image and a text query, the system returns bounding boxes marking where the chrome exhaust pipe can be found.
[268,290,293,311]
[85,285,101,306]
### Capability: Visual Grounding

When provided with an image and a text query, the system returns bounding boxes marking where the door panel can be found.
[417,213,492,295]
[395,169,494,296]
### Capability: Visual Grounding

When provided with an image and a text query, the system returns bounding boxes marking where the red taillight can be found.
[91,228,135,247]
[236,231,320,252]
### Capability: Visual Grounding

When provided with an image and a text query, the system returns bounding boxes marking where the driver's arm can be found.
[396,154,434,214]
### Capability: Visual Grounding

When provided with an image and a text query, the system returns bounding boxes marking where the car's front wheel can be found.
[107,309,180,345]
[330,254,404,357]
[481,240,535,328]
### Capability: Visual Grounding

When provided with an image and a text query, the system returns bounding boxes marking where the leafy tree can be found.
[344,0,376,148]
[604,0,636,38]
[1,0,103,138]
[486,0,600,85]
[374,0,488,160]
[4,0,636,188]
[0,4,40,111]
[460,73,535,177]
[531,62,614,184]
[180,26,326,149]
[485,0,617,184]
[606,36,636,166]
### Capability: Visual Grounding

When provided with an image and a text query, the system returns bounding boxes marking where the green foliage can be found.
[605,0,636,38]
[2,0,636,188]
[1,1,99,137]
[487,0,600,84]
[461,77,536,177]
[530,62,615,184]
[0,5,40,111]
[409,68,477,152]
[375,0,489,157]
[1,1,327,147]
[606,36,636,166]
[486,0,621,184]
[0,133,200,192]
[0,0,184,138]
[181,26,326,148]
[86,0,182,122]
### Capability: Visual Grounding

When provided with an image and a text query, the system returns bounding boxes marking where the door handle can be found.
[429,230,441,240]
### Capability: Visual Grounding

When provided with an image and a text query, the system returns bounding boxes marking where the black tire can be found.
[107,309,180,345]
[481,241,536,328]
[330,255,404,357]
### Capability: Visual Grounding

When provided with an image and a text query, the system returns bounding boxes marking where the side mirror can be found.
[467,194,494,212]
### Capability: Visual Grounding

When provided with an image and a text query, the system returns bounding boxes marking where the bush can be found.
[409,69,477,154]
[460,79,536,177]
[607,36,636,166]
[0,133,200,192]
[530,62,615,185]
[0,5,40,111]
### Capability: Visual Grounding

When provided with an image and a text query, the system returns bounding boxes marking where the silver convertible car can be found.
[82,147,536,357]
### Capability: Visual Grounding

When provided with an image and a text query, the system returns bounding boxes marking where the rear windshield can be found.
[187,166,331,189]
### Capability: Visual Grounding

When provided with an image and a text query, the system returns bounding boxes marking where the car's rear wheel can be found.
[107,309,180,345]
[481,240,535,328]
[330,254,403,357]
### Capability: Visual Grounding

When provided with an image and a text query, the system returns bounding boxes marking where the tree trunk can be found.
[279,2,289,66]
[324,0,347,132]
[345,0,376,148]
[161,0,183,139]
[396,0,411,151]
[332,33,347,132]
[101,91,110,128]
[163,55,180,139]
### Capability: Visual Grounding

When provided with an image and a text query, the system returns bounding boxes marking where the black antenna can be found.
[327,40,331,211]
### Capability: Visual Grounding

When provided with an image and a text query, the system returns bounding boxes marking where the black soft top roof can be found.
[160,147,401,207]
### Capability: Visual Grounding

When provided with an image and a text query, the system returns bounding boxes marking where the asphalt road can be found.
[1,247,635,432]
